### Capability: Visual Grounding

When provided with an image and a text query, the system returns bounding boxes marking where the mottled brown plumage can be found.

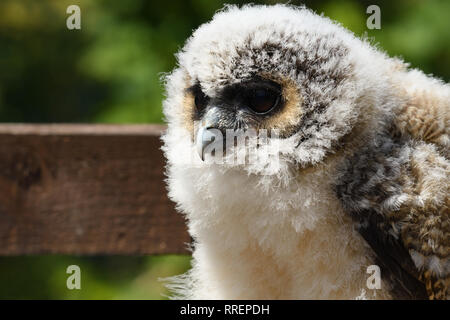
[337,72,449,299]
[395,79,449,299]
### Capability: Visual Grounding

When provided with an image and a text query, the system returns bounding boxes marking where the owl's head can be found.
[163,4,400,173]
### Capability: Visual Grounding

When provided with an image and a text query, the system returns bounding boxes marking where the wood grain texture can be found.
[0,124,190,255]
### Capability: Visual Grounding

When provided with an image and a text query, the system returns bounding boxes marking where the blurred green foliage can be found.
[0,0,448,299]
[1,0,449,123]
[0,255,190,299]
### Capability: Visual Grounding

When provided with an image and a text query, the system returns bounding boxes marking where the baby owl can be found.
[162,5,449,299]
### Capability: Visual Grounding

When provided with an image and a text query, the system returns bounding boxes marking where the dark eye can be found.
[247,88,280,114]
[194,86,208,111]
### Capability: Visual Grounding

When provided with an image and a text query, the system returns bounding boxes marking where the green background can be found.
[0,0,448,299]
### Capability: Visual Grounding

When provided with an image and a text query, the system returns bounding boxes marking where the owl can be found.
[161,4,449,300]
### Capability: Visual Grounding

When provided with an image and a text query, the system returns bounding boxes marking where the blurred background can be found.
[0,0,448,299]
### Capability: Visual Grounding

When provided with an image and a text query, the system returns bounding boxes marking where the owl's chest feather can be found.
[175,164,391,299]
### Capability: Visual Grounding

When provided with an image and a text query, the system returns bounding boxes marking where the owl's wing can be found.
[336,79,449,300]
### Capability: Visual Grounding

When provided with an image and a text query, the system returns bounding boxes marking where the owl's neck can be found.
[181,158,391,299]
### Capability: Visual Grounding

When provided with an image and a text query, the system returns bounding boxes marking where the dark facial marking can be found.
[187,83,209,120]
[221,78,283,117]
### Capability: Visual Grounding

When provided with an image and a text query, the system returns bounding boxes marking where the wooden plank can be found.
[0,124,190,255]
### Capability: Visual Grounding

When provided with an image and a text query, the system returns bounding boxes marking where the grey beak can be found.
[195,107,223,161]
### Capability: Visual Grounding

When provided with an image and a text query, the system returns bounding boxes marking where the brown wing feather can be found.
[336,75,449,299]
[393,77,450,299]
[394,71,449,153]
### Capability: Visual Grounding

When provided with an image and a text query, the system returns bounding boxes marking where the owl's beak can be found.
[196,107,223,161]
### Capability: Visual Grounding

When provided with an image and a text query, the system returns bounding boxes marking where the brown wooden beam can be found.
[0,124,190,255]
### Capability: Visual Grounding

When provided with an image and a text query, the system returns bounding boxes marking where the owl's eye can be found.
[193,86,208,111]
[247,88,281,114]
